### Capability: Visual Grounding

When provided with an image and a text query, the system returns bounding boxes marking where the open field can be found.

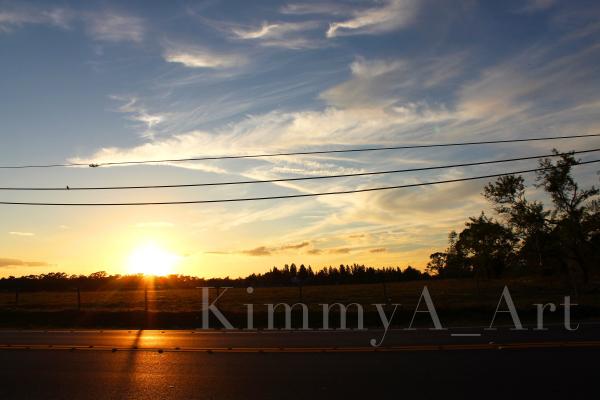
[0,277,599,329]
[1,277,599,312]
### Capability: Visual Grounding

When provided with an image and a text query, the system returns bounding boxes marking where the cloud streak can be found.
[212,242,313,257]
[326,0,418,38]
[230,21,323,49]
[242,241,312,256]
[85,11,144,43]
[0,6,72,32]
[163,43,247,69]
[242,246,272,256]
[110,95,166,138]
[0,258,48,268]
[0,5,144,43]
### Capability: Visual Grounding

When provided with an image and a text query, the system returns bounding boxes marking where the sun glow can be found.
[126,242,181,276]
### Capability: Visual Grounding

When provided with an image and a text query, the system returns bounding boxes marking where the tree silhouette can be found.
[430,149,599,286]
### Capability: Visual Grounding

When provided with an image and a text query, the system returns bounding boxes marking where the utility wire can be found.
[1,148,598,191]
[1,159,598,206]
[0,133,599,169]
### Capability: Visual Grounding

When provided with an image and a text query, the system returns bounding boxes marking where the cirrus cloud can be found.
[326,0,419,38]
[0,6,72,32]
[163,42,247,69]
[230,20,323,49]
[0,258,49,268]
[85,11,144,43]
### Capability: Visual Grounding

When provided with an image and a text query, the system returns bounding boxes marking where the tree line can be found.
[0,264,428,292]
[426,151,599,290]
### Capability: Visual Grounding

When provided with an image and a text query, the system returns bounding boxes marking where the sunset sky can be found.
[1,0,599,278]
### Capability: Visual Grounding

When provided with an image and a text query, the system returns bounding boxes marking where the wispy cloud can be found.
[69,135,229,174]
[231,21,323,49]
[193,203,312,232]
[320,57,405,108]
[281,3,350,16]
[326,0,419,38]
[456,40,600,128]
[242,246,272,256]
[0,258,48,268]
[0,5,144,43]
[214,241,313,257]
[321,54,467,108]
[0,6,72,32]
[110,95,166,138]
[280,241,310,250]
[71,54,459,184]
[163,42,246,69]
[328,247,352,254]
[232,23,283,40]
[9,231,35,237]
[244,241,312,256]
[85,11,144,43]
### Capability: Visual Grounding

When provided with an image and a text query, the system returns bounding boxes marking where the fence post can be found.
[77,287,81,311]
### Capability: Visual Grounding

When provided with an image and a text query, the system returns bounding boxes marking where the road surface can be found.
[0,326,598,399]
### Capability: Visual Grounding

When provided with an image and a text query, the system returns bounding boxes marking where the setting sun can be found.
[126,242,181,276]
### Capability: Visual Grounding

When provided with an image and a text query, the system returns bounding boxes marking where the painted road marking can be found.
[0,341,599,353]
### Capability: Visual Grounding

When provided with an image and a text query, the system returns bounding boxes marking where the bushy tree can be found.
[536,152,599,283]
[429,149,599,284]
[455,213,518,278]
[484,175,550,273]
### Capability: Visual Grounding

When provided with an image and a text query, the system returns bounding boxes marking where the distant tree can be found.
[298,264,308,281]
[426,252,447,276]
[89,271,108,280]
[402,266,421,280]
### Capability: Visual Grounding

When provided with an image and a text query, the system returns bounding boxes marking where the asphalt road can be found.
[0,324,599,349]
[0,326,599,399]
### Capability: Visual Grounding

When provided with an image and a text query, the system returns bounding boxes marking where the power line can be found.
[1,133,599,169]
[1,148,598,191]
[1,159,597,206]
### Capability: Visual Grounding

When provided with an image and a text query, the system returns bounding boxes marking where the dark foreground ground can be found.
[0,326,599,399]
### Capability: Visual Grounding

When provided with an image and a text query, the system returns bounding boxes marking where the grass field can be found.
[2,277,599,313]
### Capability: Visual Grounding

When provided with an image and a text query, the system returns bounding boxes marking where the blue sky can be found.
[1,0,599,277]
